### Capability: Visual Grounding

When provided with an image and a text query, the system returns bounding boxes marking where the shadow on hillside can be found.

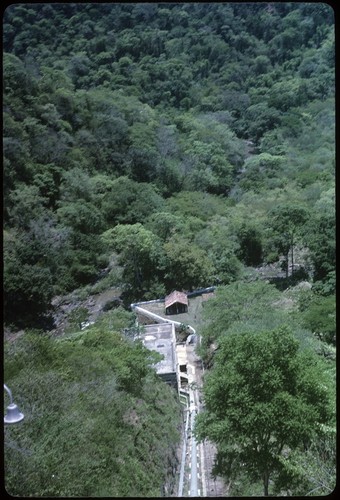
[269,268,310,291]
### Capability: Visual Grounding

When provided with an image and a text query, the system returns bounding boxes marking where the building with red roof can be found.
[164,291,188,315]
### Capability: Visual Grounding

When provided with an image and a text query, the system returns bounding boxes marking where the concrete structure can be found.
[132,292,226,497]
[176,343,189,389]
[165,291,188,315]
[140,323,179,391]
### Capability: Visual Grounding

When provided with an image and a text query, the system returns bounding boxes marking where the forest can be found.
[3,2,335,497]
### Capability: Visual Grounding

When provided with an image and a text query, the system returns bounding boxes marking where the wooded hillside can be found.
[3,3,335,497]
[3,2,335,326]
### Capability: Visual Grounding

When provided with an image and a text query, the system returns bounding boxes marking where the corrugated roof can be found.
[165,291,188,309]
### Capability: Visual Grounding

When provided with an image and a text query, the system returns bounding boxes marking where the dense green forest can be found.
[4,309,181,496]
[3,2,335,497]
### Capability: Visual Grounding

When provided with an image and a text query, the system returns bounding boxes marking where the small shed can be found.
[165,291,188,315]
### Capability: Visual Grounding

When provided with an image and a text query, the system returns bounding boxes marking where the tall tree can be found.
[163,234,215,291]
[101,223,164,300]
[195,327,332,496]
[267,204,309,278]
[303,210,335,286]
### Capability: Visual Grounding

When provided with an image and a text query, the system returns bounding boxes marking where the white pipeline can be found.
[132,305,196,335]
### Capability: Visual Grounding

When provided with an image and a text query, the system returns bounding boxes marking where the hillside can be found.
[3,2,335,326]
[3,2,335,497]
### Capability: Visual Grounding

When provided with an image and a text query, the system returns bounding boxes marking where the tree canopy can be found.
[195,326,333,496]
[4,310,181,497]
[3,2,335,325]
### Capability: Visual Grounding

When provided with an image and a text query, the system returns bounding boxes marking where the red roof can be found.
[165,291,188,309]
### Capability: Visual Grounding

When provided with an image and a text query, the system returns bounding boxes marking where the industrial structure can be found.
[131,286,226,497]
[139,323,179,391]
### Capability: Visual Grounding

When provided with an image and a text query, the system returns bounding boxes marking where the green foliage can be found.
[182,140,234,194]
[163,234,216,291]
[3,5,335,498]
[7,185,48,229]
[57,201,104,234]
[238,153,286,193]
[195,326,333,496]
[303,210,335,283]
[235,222,263,266]
[3,229,56,327]
[165,191,228,222]
[266,203,310,277]
[274,427,336,496]
[300,294,335,345]
[101,176,164,226]
[199,281,281,360]
[241,103,282,143]
[144,211,185,241]
[65,306,89,332]
[4,314,181,497]
[3,2,335,336]
[194,215,244,283]
[102,223,164,301]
